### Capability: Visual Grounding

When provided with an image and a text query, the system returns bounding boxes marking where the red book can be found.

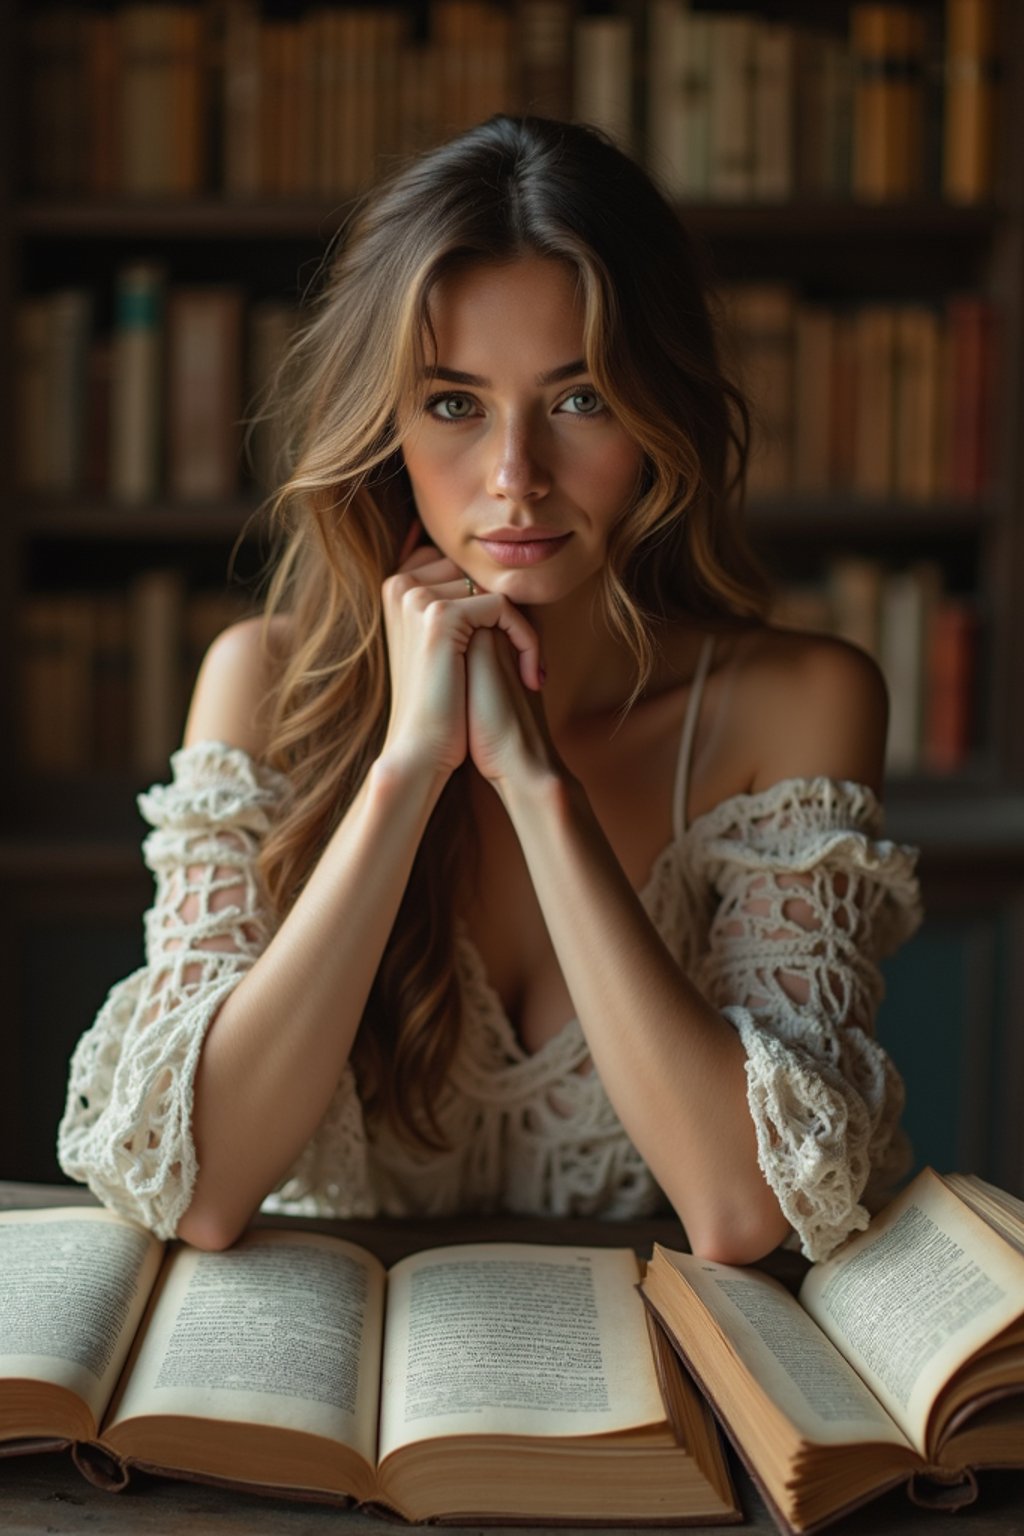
[924,597,978,774]
[946,295,996,500]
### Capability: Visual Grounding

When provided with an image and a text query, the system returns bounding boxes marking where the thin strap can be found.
[672,634,716,839]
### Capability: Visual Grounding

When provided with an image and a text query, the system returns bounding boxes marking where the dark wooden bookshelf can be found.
[2,0,1024,1196]
[13,195,1001,242]
[17,497,266,542]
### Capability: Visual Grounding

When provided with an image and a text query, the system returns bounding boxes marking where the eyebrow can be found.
[422,359,588,388]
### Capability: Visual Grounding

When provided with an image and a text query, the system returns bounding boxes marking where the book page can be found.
[378,1243,665,1459]
[651,1249,910,1449]
[105,1229,385,1466]
[0,1207,163,1426]
[799,1168,1024,1452]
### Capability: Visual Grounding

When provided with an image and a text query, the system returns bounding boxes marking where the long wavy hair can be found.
[254,114,773,1148]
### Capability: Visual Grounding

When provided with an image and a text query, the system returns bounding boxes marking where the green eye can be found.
[560,390,603,415]
[428,393,476,421]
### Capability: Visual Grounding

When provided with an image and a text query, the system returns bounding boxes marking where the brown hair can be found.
[255,115,772,1146]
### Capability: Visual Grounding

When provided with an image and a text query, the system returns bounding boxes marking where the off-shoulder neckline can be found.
[171,742,883,832]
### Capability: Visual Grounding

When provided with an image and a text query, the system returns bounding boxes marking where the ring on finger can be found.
[464,575,477,596]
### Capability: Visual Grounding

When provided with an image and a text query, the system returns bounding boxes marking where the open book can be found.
[0,1209,738,1524]
[640,1167,1024,1535]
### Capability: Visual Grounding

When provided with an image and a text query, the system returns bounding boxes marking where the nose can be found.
[486,416,551,503]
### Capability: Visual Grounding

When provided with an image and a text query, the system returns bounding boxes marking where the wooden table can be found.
[2,1182,1022,1536]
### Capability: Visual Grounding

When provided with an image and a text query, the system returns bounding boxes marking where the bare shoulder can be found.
[732,625,889,797]
[183,614,292,760]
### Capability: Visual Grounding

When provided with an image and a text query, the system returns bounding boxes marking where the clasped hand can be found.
[380,535,556,789]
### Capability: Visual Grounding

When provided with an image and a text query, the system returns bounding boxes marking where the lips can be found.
[476,529,572,567]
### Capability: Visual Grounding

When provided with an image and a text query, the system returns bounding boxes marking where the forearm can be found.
[179,754,447,1248]
[499,770,789,1262]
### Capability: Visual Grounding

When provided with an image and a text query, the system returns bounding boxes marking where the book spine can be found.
[573,13,634,154]
[707,15,758,201]
[721,283,797,498]
[517,0,574,120]
[851,4,928,201]
[646,1,711,200]
[110,264,166,504]
[167,288,244,502]
[853,305,896,498]
[85,9,120,197]
[828,555,884,659]
[44,289,95,496]
[752,23,795,202]
[893,306,941,503]
[924,596,979,773]
[131,569,186,774]
[15,301,50,495]
[793,306,834,496]
[943,0,998,203]
[120,4,175,197]
[27,8,86,196]
[222,0,262,198]
[881,560,944,774]
[946,294,996,500]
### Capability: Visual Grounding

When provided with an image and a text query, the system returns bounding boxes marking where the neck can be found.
[524,578,647,729]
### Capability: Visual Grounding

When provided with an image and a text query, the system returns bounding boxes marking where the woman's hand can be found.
[379,529,544,780]
[466,627,561,790]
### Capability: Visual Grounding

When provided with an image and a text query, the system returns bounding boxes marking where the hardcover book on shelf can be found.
[793,306,834,496]
[880,559,943,776]
[707,14,759,202]
[719,283,796,498]
[752,21,795,202]
[130,569,186,776]
[0,1219,738,1525]
[110,263,166,505]
[923,596,979,775]
[518,0,575,121]
[646,0,712,200]
[852,305,896,499]
[641,1167,1024,1536]
[166,287,244,502]
[944,0,999,204]
[573,12,634,155]
[850,4,928,202]
[893,306,942,504]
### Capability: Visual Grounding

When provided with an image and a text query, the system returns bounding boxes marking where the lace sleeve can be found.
[692,777,923,1263]
[56,742,293,1238]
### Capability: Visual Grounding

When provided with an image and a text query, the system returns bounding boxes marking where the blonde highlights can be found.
[253,116,773,1148]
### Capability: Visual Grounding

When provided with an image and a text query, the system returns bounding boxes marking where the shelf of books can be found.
[2,0,1023,1193]
[2,0,1020,831]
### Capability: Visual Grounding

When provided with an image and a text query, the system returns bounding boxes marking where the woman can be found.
[58,116,922,1263]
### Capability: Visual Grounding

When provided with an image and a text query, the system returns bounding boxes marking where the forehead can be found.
[425,256,584,359]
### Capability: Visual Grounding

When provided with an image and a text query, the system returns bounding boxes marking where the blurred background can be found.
[0,0,1021,1195]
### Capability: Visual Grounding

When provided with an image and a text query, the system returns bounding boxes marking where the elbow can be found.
[684,1198,793,1268]
[176,1193,252,1252]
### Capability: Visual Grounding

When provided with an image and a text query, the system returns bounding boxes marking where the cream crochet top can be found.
[58,636,923,1262]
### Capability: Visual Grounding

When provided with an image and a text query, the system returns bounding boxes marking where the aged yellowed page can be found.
[800,1167,1024,1452]
[378,1243,665,1459]
[0,1207,164,1430]
[651,1248,911,1451]
[104,1228,385,1466]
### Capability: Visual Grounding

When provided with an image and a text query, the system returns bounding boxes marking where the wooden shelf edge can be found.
[16,499,270,541]
[12,198,1001,242]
